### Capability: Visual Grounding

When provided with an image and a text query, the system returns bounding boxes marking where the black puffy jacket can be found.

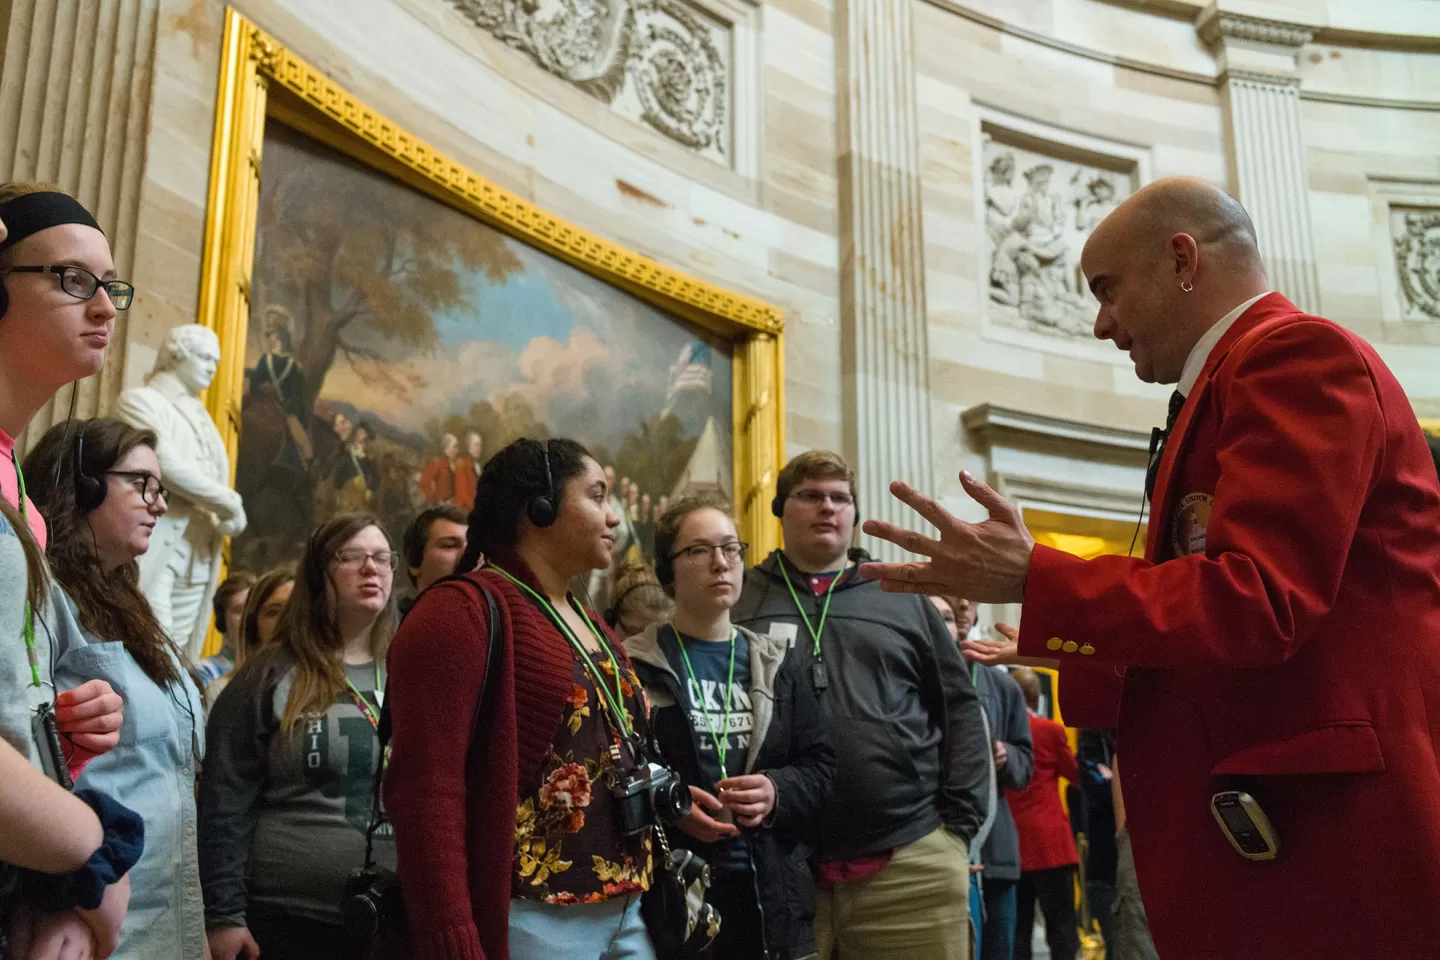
[627,623,834,960]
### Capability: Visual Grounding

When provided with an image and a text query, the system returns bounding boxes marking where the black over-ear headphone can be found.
[74,422,106,511]
[525,439,558,528]
[655,551,675,590]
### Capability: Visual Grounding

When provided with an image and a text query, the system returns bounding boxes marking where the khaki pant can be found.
[816,827,971,960]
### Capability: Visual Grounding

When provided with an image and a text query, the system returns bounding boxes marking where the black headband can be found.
[0,192,103,254]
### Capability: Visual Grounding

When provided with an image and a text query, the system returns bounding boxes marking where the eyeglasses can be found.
[4,265,135,310]
[108,471,167,505]
[332,549,399,571]
[789,490,854,508]
[672,541,748,566]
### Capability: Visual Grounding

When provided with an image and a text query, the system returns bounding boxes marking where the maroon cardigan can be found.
[383,560,633,960]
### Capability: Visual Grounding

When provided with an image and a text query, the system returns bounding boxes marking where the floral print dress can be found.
[513,652,654,905]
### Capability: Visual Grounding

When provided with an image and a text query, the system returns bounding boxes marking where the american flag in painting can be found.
[662,341,713,415]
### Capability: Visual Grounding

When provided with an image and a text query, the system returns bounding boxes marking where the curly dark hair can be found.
[458,437,592,572]
[24,418,185,688]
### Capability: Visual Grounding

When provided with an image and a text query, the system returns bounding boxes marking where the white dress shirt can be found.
[1177,291,1271,397]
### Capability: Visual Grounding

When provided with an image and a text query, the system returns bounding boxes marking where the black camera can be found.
[342,863,406,946]
[613,761,692,835]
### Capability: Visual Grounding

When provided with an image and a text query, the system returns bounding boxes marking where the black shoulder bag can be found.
[342,577,504,955]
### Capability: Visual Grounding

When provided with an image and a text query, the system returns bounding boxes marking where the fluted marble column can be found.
[1200,9,1320,314]
[837,0,932,562]
[0,0,159,445]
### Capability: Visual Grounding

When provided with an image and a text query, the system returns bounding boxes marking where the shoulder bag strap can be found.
[363,574,505,866]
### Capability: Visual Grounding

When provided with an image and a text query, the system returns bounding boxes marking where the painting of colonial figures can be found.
[984,138,1136,337]
[232,123,733,604]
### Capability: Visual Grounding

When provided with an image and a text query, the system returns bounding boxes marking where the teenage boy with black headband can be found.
[731,451,992,960]
[0,184,140,958]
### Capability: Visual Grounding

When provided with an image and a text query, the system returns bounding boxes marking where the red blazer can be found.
[1007,713,1079,872]
[1018,294,1440,960]
[454,457,480,510]
[421,456,458,505]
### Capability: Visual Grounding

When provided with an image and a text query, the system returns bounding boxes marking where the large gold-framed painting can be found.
[197,9,785,605]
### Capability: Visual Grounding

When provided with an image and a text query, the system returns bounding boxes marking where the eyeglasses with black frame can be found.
[672,541,748,567]
[108,471,167,505]
[332,548,400,572]
[4,265,135,310]
[788,489,854,509]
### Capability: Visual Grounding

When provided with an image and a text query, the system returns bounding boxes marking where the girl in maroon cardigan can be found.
[385,438,657,960]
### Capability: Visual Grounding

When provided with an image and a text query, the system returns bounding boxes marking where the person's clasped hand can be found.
[718,774,776,828]
[54,680,124,776]
[678,786,741,843]
[857,472,1035,603]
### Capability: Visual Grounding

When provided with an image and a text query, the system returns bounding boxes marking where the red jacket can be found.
[455,457,480,510]
[420,455,458,504]
[384,560,636,960]
[1018,294,1440,960]
[1007,713,1078,872]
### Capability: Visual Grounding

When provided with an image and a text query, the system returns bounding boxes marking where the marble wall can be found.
[2,0,1436,549]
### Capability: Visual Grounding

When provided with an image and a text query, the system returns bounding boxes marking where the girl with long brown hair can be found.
[24,416,207,960]
[200,514,397,960]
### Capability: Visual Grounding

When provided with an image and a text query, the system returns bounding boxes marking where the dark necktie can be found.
[1145,389,1187,501]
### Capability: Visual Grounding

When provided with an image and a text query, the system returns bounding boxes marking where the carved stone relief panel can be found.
[982,129,1139,339]
[1391,207,1440,323]
[449,0,733,164]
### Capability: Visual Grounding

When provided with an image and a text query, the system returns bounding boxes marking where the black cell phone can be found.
[32,701,73,791]
[1211,790,1278,861]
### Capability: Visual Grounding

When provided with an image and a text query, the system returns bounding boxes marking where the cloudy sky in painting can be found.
[252,205,729,452]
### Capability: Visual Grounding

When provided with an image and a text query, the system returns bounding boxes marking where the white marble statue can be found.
[116,325,246,659]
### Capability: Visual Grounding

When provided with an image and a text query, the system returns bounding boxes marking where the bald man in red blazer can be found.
[860,179,1440,960]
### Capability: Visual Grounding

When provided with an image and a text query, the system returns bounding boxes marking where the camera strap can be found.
[360,575,504,870]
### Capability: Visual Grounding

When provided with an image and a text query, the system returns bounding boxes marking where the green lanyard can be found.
[490,564,634,740]
[11,454,40,689]
[671,625,738,773]
[777,554,846,659]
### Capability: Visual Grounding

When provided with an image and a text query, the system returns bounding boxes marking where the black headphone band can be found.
[540,439,554,504]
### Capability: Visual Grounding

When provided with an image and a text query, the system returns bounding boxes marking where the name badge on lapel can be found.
[1172,492,1214,557]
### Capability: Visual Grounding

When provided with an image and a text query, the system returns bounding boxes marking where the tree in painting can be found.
[232,124,733,597]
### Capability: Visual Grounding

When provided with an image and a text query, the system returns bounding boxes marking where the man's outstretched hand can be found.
[962,623,1058,670]
[858,471,1034,603]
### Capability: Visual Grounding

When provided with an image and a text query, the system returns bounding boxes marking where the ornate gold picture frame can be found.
[196,8,786,577]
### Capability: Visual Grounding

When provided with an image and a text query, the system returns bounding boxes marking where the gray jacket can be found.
[733,550,992,860]
[972,664,1033,882]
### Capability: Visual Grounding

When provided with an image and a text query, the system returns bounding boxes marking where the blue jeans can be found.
[509,895,656,960]
[981,878,1017,960]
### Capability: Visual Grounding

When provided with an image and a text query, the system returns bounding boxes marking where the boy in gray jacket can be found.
[733,451,992,960]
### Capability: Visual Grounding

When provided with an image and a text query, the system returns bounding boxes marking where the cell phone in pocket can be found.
[1211,790,1278,861]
